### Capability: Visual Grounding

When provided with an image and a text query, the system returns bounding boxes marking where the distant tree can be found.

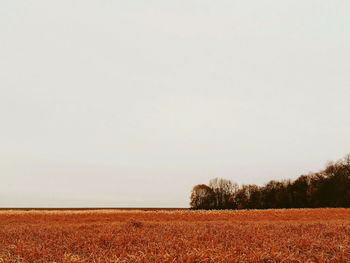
[290,175,310,208]
[234,185,250,209]
[320,157,350,207]
[190,153,350,210]
[190,184,215,209]
[209,178,238,209]
[246,184,262,209]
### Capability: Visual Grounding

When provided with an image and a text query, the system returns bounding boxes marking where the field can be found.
[0,209,349,262]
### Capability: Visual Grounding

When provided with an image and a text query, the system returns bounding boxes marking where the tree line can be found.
[190,154,350,209]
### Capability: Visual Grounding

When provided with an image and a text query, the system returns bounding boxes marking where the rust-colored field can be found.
[0,209,349,262]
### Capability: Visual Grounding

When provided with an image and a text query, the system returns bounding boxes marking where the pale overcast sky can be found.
[1,0,350,207]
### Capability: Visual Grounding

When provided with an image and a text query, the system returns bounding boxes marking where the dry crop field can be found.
[0,209,349,263]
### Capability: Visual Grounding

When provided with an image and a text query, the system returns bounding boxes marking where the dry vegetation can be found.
[0,209,349,262]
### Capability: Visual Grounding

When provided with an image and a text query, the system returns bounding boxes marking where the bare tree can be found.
[190,153,350,209]
[209,178,238,209]
[190,184,216,209]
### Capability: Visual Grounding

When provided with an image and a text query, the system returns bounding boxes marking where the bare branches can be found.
[190,153,350,209]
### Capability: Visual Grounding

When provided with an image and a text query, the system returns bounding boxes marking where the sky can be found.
[1,0,350,207]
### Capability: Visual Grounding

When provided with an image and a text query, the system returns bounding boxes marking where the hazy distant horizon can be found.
[1,0,350,207]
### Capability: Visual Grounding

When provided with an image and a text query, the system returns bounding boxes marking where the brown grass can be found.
[0,209,349,262]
